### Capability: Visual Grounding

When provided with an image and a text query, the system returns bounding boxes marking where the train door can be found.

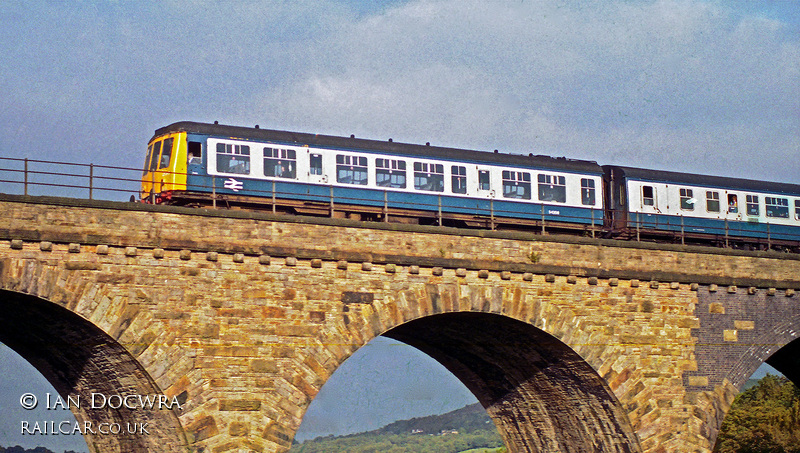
[635,182,662,230]
[476,168,494,198]
[141,139,163,199]
[603,167,628,230]
[725,191,743,221]
[307,151,327,184]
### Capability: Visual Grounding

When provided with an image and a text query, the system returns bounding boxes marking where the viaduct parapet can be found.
[1,194,799,453]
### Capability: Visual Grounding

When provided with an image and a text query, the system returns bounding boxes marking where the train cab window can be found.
[642,185,655,206]
[147,141,162,173]
[538,174,566,203]
[216,143,250,175]
[159,138,174,169]
[264,147,296,179]
[310,153,323,175]
[143,141,159,175]
[679,188,694,210]
[765,197,789,218]
[336,154,368,185]
[746,194,759,216]
[728,194,738,213]
[187,141,202,165]
[581,178,595,205]
[502,171,531,199]
[413,162,444,192]
[478,170,490,191]
[451,166,467,194]
[706,191,720,212]
[376,158,406,188]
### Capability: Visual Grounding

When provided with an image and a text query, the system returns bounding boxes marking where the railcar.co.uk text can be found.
[18,392,182,436]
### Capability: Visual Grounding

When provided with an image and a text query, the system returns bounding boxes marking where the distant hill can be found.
[0,447,82,453]
[376,403,496,435]
[741,378,759,391]
[290,403,505,453]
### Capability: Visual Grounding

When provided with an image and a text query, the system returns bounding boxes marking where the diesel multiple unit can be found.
[141,121,800,250]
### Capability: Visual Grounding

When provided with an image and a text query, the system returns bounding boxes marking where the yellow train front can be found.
[140,130,189,203]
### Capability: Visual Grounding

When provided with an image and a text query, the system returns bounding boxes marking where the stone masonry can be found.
[0,193,799,452]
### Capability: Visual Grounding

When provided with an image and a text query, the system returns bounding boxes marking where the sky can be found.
[0,0,798,450]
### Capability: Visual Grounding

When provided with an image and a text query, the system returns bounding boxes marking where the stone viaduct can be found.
[0,193,799,453]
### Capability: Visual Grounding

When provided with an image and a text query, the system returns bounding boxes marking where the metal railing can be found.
[0,156,143,201]
[1,156,798,247]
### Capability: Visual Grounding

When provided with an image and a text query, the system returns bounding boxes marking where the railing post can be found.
[490,198,495,231]
[150,172,155,204]
[272,180,276,214]
[681,215,685,245]
[211,176,216,208]
[89,163,94,200]
[24,158,28,196]
[330,186,335,218]
[541,204,545,234]
[724,218,729,248]
[383,190,388,223]
[438,195,442,226]
[590,209,595,238]
[636,212,641,241]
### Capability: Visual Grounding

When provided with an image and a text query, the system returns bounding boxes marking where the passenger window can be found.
[148,141,162,173]
[478,170,490,191]
[413,162,444,192]
[216,143,250,175]
[502,171,531,199]
[706,191,720,213]
[728,194,738,213]
[679,188,694,210]
[581,179,595,206]
[336,154,368,185]
[309,154,323,175]
[451,166,467,194]
[796,200,800,221]
[746,194,759,216]
[187,141,202,165]
[642,185,654,206]
[264,147,296,179]
[765,197,789,218]
[159,138,174,169]
[376,158,406,188]
[538,174,566,203]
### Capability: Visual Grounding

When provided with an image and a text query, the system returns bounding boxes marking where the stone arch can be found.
[385,312,640,453]
[0,280,190,452]
[691,289,800,449]
[721,305,800,391]
[306,278,643,453]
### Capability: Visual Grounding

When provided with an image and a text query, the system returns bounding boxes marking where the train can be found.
[141,121,800,251]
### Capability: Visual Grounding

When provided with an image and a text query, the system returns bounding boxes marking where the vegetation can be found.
[290,403,506,453]
[714,375,800,453]
[0,447,81,453]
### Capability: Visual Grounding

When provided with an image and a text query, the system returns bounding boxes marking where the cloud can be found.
[0,0,797,181]
[249,0,799,180]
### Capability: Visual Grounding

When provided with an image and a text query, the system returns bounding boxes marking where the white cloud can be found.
[247,0,799,181]
[0,0,797,182]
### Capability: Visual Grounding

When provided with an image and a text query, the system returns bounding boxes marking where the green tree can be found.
[715,375,800,453]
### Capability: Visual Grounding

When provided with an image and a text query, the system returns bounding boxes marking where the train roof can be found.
[608,165,800,196]
[153,121,604,174]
